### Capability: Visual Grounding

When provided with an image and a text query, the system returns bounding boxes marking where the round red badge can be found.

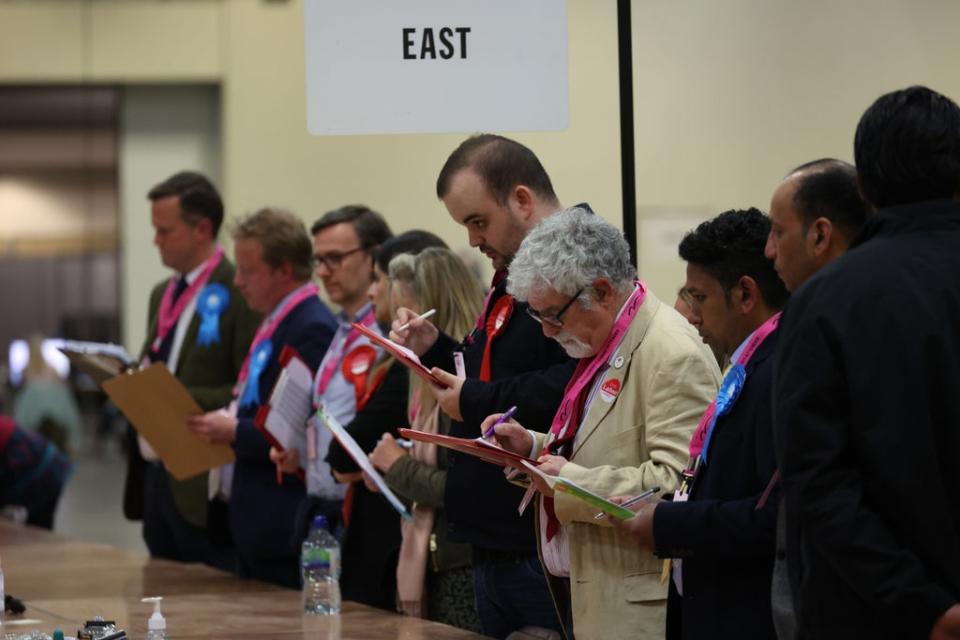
[600,379,621,403]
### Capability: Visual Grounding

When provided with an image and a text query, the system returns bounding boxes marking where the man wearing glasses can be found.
[486,207,720,639]
[302,205,393,533]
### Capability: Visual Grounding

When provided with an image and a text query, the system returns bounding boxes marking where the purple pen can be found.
[483,405,518,439]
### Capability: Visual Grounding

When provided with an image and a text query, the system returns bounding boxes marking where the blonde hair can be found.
[389,248,484,411]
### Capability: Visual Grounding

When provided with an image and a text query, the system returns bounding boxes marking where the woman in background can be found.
[368,247,484,632]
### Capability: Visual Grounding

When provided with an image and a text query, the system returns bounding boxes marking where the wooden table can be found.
[0,522,487,639]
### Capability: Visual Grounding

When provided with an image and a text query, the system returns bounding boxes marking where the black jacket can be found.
[655,327,780,640]
[773,199,960,639]
[421,275,575,552]
[327,361,407,610]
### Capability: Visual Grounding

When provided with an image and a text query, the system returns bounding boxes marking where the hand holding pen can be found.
[397,308,436,332]
[595,485,662,520]
[483,405,518,439]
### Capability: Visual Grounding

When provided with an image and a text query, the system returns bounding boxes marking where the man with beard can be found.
[391,135,575,638]
[485,207,719,639]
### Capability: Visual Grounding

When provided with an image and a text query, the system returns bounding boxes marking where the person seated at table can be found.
[367,247,484,632]
[485,207,720,639]
[0,415,73,529]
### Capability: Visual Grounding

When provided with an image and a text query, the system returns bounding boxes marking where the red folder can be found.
[398,427,537,467]
[351,323,449,388]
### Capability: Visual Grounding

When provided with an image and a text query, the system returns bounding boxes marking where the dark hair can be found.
[310,205,393,252]
[148,171,224,236]
[788,159,870,241]
[374,230,448,273]
[436,134,559,206]
[679,208,789,310]
[233,208,314,281]
[854,85,960,208]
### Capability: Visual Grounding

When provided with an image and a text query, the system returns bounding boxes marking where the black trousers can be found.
[142,462,234,572]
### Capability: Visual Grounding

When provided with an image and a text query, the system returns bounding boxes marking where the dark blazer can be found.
[124,257,261,527]
[654,328,780,640]
[421,276,575,552]
[230,294,335,582]
[326,360,408,610]
[774,199,960,639]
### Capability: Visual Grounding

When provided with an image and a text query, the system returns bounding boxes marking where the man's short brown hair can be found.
[436,134,558,206]
[232,208,313,281]
[148,171,224,236]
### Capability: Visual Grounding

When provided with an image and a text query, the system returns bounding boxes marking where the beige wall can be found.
[120,85,221,352]
[2,0,960,349]
[219,0,622,250]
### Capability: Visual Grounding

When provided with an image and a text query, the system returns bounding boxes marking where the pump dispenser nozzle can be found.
[141,596,166,638]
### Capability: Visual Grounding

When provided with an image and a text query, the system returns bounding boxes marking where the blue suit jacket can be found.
[229,294,336,564]
[654,328,780,640]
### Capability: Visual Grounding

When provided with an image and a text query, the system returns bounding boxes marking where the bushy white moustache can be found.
[556,331,594,359]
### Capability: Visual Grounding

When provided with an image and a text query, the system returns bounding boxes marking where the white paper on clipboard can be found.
[317,405,413,522]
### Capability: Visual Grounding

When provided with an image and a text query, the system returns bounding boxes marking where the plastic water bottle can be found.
[301,515,341,615]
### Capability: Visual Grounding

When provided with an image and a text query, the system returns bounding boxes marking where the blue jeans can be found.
[473,553,563,639]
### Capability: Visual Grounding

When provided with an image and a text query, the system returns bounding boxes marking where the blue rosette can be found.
[196,283,230,346]
[701,363,746,464]
[239,340,272,407]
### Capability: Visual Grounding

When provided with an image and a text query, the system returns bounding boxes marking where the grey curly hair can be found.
[507,206,636,304]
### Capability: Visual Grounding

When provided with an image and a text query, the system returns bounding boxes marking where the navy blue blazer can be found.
[230,294,336,566]
[654,327,780,640]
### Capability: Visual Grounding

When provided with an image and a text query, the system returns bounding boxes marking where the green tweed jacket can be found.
[139,256,260,527]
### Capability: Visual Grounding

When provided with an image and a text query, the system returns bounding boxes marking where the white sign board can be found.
[304,0,568,135]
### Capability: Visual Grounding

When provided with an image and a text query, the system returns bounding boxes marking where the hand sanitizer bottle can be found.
[142,596,167,639]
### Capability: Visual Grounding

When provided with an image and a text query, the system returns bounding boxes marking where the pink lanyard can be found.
[547,283,647,446]
[151,247,224,353]
[314,307,377,397]
[686,311,781,460]
[233,282,319,397]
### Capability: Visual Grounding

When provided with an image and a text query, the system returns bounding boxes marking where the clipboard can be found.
[102,363,235,480]
[59,340,134,386]
[318,406,412,522]
[398,427,537,468]
[254,346,311,481]
[520,460,638,520]
[351,323,448,388]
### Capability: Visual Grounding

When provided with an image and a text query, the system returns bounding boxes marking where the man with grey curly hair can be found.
[507,206,636,357]
[489,207,721,639]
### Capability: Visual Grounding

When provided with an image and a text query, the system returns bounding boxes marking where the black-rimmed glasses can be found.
[313,247,364,271]
[526,288,584,328]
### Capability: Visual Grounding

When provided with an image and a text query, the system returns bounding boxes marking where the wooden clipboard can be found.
[103,363,235,480]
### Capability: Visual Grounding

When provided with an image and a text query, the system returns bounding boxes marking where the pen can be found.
[396,438,414,449]
[276,463,283,486]
[593,485,661,520]
[483,405,518,439]
[398,308,436,332]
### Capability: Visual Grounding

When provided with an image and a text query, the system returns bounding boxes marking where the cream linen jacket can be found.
[533,292,720,640]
